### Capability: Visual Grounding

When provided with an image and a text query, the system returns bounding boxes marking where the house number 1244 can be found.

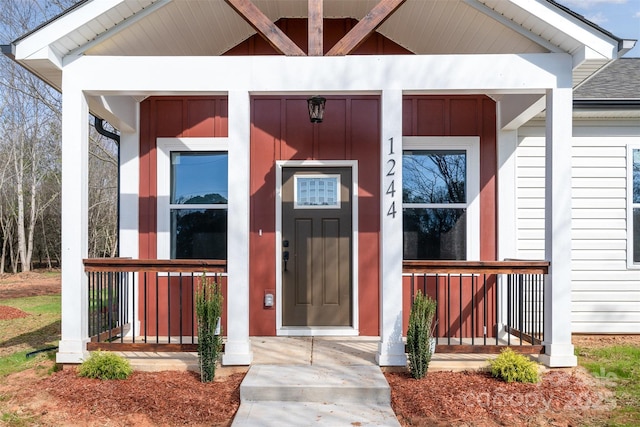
[386,137,397,218]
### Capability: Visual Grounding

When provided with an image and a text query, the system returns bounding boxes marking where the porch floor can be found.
[114,336,530,373]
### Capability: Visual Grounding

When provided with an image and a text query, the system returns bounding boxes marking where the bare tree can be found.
[0,0,80,272]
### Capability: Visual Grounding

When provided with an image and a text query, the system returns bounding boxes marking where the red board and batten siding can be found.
[402,96,498,338]
[138,97,229,336]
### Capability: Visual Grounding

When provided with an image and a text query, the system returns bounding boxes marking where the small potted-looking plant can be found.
[196,272,223,383]
[406,290,437,379]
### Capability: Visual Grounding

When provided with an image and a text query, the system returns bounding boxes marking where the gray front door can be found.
[282,167,352,327]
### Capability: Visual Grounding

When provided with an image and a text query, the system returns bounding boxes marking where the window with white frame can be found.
[157,138,228,260]
[631,146,640,265]
[402,137,480,260]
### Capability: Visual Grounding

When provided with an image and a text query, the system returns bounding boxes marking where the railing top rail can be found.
[83,258,227,273]
[402,260,549,275]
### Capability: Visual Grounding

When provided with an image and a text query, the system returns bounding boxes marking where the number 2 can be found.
[386,159,396,176]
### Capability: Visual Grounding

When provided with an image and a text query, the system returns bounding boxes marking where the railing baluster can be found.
[435,273,439,338]
[144,272,148,344]
[483,273,487,346]
[191,272,195,345]
[98,272,103,342]
[119,271,124,343]
[518,274,524,345]
[459,273,463,345]
[155,272,159,344]
[507,274,512,345]
[471,274,475,346]
[179,273,183,345]
[493,274,498,346]
[108,272,113,342]
[447,274,451,345]
[168,272,171,344]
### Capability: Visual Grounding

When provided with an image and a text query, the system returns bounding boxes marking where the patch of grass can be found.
[1,410,39,426]
[0,295,61,364]
[40,271,61,278]
[577,345,640,426]
[1,295,61,315]
[0,350,55,377]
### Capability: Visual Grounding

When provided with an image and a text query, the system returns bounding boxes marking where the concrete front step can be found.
[240,365,391,404]
[232,401,400,426]
[233,365,400,426]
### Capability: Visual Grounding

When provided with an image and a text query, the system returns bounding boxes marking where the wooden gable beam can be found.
[327,0,406,56]
[308,0,323,56]
[225,0,306,56]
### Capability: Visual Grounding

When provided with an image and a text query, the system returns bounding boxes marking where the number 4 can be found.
[387,201,396,218]
[386,180,396,197]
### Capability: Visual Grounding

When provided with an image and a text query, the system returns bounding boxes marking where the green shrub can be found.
[77,351,132,380]
[489,348,540,383]
[406,290,437,379]
[196,273,224,383]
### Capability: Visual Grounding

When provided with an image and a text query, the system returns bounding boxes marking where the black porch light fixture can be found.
[307,96,326,123]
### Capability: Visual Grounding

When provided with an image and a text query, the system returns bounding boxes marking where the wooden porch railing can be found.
[403,260,549,355]
[83,258,226,352]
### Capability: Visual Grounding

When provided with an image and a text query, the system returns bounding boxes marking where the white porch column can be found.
[496,128,518,335]
[56,85,90,364]
[540,87,577,367]
[222,90,253,365]
[376,89,406,366]
[119,112,140,336]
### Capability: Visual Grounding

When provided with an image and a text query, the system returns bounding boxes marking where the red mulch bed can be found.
[33,368,245,426]
[386,369,614,426]
[0,305,29,320]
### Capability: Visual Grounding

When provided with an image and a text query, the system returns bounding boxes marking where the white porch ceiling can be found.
[56,0,549,58]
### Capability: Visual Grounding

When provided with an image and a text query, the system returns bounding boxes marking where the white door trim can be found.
[275,160,359,336]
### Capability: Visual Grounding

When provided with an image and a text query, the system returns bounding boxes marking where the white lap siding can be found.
[517,122,640,334]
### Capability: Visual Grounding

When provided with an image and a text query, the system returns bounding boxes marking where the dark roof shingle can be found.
[574,58,640,100]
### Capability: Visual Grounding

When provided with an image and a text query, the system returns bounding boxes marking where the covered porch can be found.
[49,53,579,368]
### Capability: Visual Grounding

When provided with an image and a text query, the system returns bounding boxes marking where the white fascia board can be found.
[26,46,64,68]
[63,53,573,94]
[13,0,126,61]
[509,0,619,60]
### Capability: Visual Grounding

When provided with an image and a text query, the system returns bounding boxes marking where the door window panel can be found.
[294,174,340,208]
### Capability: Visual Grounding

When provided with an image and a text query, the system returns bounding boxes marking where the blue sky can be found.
[559,0,640,57]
